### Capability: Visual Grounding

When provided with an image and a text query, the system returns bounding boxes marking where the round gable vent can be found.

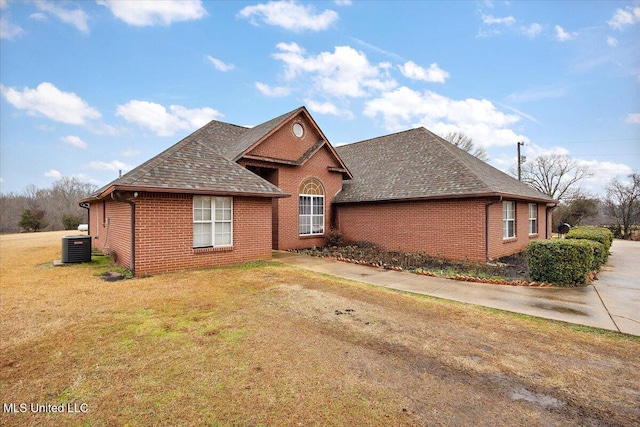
[293,123,304,138]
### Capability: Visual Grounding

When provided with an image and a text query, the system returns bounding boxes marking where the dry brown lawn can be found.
[1,231,639,426]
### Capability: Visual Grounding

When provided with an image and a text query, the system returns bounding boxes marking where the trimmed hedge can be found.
[566,226,613,254]
[584,240,607,271]
[527,240,594,286]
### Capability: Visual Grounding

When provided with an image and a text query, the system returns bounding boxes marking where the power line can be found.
[546,137,640,145]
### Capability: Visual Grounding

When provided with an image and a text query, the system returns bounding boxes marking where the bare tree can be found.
[441,131,489,162]
[603,173,640,239]
[519,154,593,202]
[0,177,97,233]
[552,194,599,229]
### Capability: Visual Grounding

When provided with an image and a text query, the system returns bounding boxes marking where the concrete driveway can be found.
[592,239,640,335]
[273,239,640,336]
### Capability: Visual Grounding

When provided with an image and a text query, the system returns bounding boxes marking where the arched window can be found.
[299,177,324,236]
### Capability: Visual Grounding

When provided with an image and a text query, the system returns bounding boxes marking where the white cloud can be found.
[306,99,338,115]
[523,23,542,38]
[482,15,516,25]
[478,15,542,38]
[607,6,640,30]
[625,113,640,124]
[238,1,338,32]
[554,25,576,41]
[0,14,24,40]
[255,82,291,97]
[305,99,353,119]
[0,82,101,125]
[89,160,132,172]
[522,143,570,159]
[29,12,47,21]
[363,87,526,147]
[505,85,568,103]
[334,0,351,5]
[398,61,450,83]
[44,169,62,179]
[98,0,207,26]
[579,159,634,196]
[35,0,89,33]
[272,43,397,98]
[115,100,222,137]
[206,56,235,72]
[606,35,618,46]
[61,135,87,149]
[350,37,403,61]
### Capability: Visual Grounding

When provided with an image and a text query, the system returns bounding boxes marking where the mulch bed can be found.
[290,242,554,287]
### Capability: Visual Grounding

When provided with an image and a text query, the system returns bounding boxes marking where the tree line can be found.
[518,154,640,240]
[0,177,97,234]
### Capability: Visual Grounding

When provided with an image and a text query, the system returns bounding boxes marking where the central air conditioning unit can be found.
[62,235,92,263]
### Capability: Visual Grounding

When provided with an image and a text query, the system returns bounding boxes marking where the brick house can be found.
[333,128,556,262]
[81,106,555,275]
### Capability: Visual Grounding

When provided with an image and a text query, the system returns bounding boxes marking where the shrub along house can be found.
[80,106,555,275]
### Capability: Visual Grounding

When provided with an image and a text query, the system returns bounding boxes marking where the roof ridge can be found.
[338,127,423,149]
[424,129,496,192]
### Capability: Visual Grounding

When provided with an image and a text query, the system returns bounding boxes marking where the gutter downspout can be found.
[485,196,503,262]
[545,203,558,239]
[79,202,90,235]
[111,191,136,275]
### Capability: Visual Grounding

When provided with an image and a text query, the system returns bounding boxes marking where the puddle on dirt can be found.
[529,302,587,316]
[100,272,126,282]
[509,387,564,409]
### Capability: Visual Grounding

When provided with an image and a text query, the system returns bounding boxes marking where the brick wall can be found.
[272,146,344,250]
[336,198,549,262]
[90,193,273,276]
[242,145,345,251]
[247,115,322,161]
[89,198,133,268]
[487,200,548,260]
[335,199,488,262]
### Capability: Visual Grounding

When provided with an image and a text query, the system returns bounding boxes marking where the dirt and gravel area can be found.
[293,242,531,281]
[1,231,638,426]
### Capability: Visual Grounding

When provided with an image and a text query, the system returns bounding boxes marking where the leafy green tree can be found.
[18,208,48,232]
[61,213,83,230]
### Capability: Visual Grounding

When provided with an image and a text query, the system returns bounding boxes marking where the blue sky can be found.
[1,0,639,197]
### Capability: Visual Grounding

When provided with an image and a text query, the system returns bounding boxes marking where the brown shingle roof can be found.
[84,106,353,203]
[334,127,556,204]
[86,118,287,200]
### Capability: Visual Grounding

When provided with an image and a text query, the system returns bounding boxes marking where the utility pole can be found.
[517,141,525,181]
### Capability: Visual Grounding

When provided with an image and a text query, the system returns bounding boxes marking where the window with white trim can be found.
[503,201,515,239]
[299,177,324,236]
[193,196,232,248]
[528,203,538,235]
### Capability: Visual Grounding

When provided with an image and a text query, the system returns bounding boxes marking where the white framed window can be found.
[503,201,515,239]
[299,177,324,236]
[528,203,538,235]
[193,196,232,248]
